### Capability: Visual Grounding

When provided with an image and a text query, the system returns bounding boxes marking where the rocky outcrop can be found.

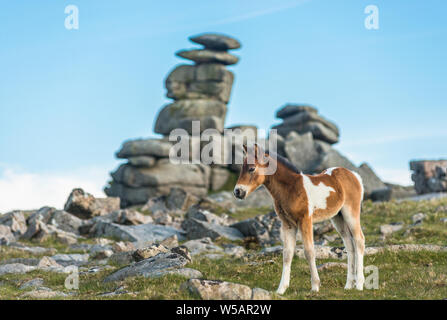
[410,160,447,194]
[104,33,242,207]
[273,104,339,144]
[282,130,386,198]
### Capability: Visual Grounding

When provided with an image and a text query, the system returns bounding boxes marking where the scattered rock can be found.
[182,237,223,256]
[50,254,89,267]
[19,278,44,290]
[0,225,15,245]
[132,244,169,262]
[90,219,185,243]
[104,209,152,225]
[182,279,252,300]
[317,262,348,271]
[22,288,67,299]
[181,218,244,241]
[159,234,179,249]
[0,211,27,237]
[251,287,272,300]
[64,188,120,219]
[112,241,136,253]
[0,263,36,276]
[380,223,404,236]
[412,213,426,224]
[231,211,281,246]
[104,252,189,282]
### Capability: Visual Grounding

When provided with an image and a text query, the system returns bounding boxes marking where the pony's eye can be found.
[248,167,256,173]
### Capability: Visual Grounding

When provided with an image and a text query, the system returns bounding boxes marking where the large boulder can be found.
[273,105,339,144]
[166,64,234,103]
[410,160,447,194]
[111,161,210,189]
[64,189,120,219]
[154,99,227,135]
[189,33,241,50]
[176,49,239,65]
[116,139,173,159]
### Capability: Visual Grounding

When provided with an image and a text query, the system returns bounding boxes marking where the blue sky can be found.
[1,0,446,211]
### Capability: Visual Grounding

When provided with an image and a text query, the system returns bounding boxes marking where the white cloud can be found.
[373,167,413,186]
[0,164,114,213]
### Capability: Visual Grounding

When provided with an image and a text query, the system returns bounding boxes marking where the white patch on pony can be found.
[351,171,364,200]
[301,174,336,216]
[325,167,339,176]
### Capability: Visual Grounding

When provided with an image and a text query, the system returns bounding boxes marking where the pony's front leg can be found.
[276,223,297,295]
[300,218,320,292]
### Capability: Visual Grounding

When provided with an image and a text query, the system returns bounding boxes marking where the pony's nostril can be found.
[234,188,241,197]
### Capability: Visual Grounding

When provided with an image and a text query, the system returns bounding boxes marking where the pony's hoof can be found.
[311,286,319,292]
[276,287,287,295]
[344,283,354,290]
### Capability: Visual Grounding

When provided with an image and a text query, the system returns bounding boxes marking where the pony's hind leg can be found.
[341,205,365,290]
[331,212,356,289]
[276,223,297,295]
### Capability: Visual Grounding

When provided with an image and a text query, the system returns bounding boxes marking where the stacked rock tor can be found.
[105,33,241,207]
[271,103,387,198]
[272,104,339,144]
[410,160,447,194]
[154,33,240,135]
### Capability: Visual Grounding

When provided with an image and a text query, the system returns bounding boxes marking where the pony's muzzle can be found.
[233,186,246,199]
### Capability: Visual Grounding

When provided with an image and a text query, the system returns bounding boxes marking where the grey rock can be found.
[111,160,210,189]
[7,243,56,255]
[223,244,246,258]
[284,132,321,173]
[181,218,244,241]
[276,104,317,119]
[50,254,90,267]
[231,211,281,246]
[104,252,189,282]
[380,223,404,236]
[19,278,44,290]
[154,267,202,279]
[317,262,348,271]
[21,288,67,298]
[116,138,173,159]
[176,49,239,65]
[186,206,229,226]
[0,211,27,237]
[90,219,185,243]
[0,263,37,276]
[109,251,134,266]
[104,209,152,225]
[251,287,272,300]
[154,99,227,135]
[182,279,252,300]
[0,258,40,266]
[182,237,223,256]
[64,189,120,219]
[190,33,241,50]
[128,156,156,168]
[0,225,15,245]
[132,244,169,262]
[412,213,426,224]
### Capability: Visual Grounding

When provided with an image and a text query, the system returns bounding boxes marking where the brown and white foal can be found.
[234,145,365,294]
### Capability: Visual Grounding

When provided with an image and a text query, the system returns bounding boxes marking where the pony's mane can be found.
[265,150,301,174]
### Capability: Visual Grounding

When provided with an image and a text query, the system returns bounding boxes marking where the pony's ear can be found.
[242,144,248,155]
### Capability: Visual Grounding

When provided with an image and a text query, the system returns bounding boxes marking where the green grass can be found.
[1,197,447,299]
